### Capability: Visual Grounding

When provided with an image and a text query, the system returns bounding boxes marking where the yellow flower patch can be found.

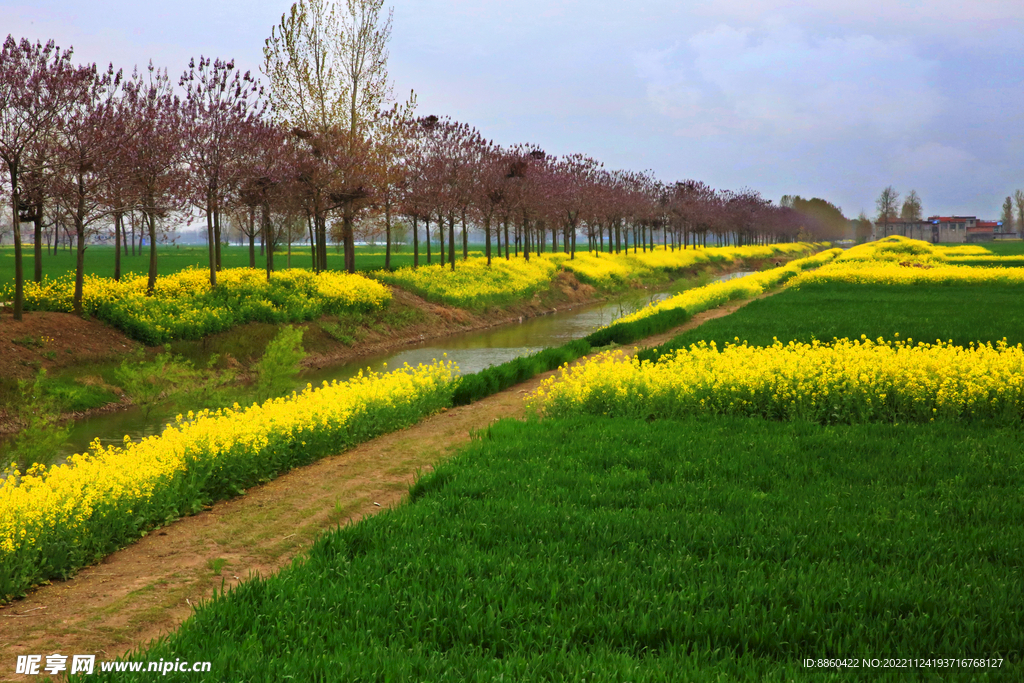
[0,360,456,600]
[0,267,391,344]
[531,338,1024,425]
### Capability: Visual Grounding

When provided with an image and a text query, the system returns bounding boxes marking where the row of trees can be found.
[0,2,834,323]
[875,186,922,233]
[1001,191,1024,233]
[878,186,1024,235]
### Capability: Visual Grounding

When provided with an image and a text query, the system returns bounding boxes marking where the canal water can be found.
[11,271,754,464]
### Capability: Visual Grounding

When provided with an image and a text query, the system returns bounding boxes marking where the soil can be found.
[0,311,140,381]
[0,291,774,668]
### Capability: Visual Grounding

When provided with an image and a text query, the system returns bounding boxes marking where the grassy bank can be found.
[81,416,1022,681]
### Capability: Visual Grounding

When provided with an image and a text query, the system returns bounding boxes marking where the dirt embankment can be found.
[0,290,772,666]
[0,311,140,381]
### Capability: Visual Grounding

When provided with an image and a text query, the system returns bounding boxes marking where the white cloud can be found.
[692,0,1024,41]
[636,22,943,138]
[633,45,703,119]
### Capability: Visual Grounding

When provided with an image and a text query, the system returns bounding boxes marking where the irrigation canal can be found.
[37,271,755,463]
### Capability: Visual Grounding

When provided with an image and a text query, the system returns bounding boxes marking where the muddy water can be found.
[14,271,755,463]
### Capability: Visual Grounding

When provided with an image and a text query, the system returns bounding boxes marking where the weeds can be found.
[5,370,72,471]
[114,349,236,420]
[251,326,306,404]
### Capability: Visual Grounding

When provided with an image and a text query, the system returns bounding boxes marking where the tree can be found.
[263,0,396,273]
[367,99,414,271]
[470,141,513,266]
[1001,196,1015,233]
[549,153,601,259]
[123,64,184,294]
[901,189,922,221]
[337,0,394,140]
[1015,190,1024,237]
[52,63,128,315]
[791,197,848,242]
[667,180,716,250]
[876,186,900,237]
[180,56,264,286]
[0,36,88,320]
[105,81,144,281]
[236,119,292,281]
[854,212,873,243]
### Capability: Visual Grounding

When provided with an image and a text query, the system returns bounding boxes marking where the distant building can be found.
[872,215,1017,243]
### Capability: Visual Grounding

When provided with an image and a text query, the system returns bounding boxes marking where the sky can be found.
[6,0,1024,219]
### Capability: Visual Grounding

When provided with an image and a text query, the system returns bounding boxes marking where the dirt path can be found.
[0,294,769,667]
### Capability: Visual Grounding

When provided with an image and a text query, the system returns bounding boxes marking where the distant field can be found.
[973,240,1024,256]
[646,281,1024,351]
[0,244,456,285]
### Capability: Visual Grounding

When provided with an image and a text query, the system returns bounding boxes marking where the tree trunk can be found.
[343,205,355,274]
[413,214,419,268]
[264,202,274,280]
[248,209,256,269]
[425,216,431,264]
[484,214,492,266]
[306,211,316,272]
[213,201,222,271]
[9,164,24,320]
[522,212,530,262]
[317,211,328,272]
[504,217,510,260]
[438,213,445,267]
[146,205,158,295]
[448,213,455,271]
[33,207,43,284]
[73,174,87,316]
[461,208,468,261]
[114,211,122,281]
[205,195,217,287]
[384,200,392,271]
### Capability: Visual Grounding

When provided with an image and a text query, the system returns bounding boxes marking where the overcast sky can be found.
[7,0,1024,219]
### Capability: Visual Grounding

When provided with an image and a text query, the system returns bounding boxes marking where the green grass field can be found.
[642,282,1024,354]
[83,416,1022,681]
[969,241,1024,256]
[0,245,431,285]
